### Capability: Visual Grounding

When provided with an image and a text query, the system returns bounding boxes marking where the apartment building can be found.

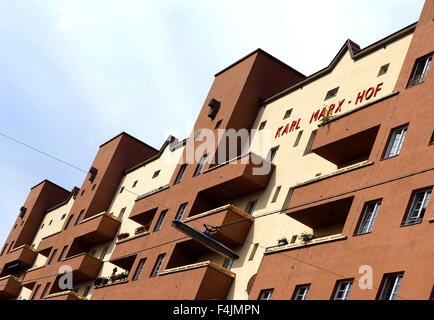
[0,0,432,300]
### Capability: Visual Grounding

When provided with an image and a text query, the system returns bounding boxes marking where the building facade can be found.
[0,0,433,300]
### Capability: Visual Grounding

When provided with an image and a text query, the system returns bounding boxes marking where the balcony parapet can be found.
[136,184,170,201]
[0,275,22,299]
[159,261,235,278]
[185,204,253,222]
[116,231,150,244]
[44,290,88,300]
[265,234,347,254]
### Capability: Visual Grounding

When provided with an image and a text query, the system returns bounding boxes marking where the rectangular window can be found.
[271,186,281,203]
[407,54,432,88]
[378,273,404,300]
[118,207,126,219]
[174,203,187,221]
[333,280,353,300]
[304,130,318,155]
[132,258,147,281]
[223,258,233,270]
[83,286,91,297]
[268,147,279,163]
[293,284,310,300]
[41,282,51,299]
[258,289,273,300]
[58,245,68,262]
[355,200,381,235]
[215,119,222,129]
[150,254,166,277]
[245,200,257,214]
[100,246,109,261]
[132,180,138,188]
[31,284,41,300]
[193,154,208,176]
[75,210,85,226]
[0,244,7,256]
[154,210,168,231]
[259,121,267,131]
[174,164,187,184]
[8,241,15,253]
[384,126,408,159]
[430,131,434,146]
[47,249,58,265]
[248,243,259,261]
[402,188,431,226]
[64,215,74,230]
[293,130,303,147]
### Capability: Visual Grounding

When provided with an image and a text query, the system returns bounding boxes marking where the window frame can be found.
[355,200,382,235]
[174,164,187,185]
[402,188,431,226]
[132,258,147,281]
[378,273,404,300]
[383,125,408,159]
[154,209,168,231]
[174,203,188,221]
[150,253,166,277]
[332,279,353,300]
[258,289,274,300]
[292,284,310,300]
[407,53,432,88]
[193,154,208,177]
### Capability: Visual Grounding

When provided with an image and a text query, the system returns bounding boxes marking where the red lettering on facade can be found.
[327,104,335,116]
[310,110,320,124]
[355,90,365,105]
[275,126,283,138]
[319,107,327,119]
[374,82,383,97]
[282,123,290,135]
[295,118,301,130]
[365,87,375,100]
[289,121,297,133]
[335,99,345,113]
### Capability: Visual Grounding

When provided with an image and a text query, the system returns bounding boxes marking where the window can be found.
[378,273,404,300]
[61,214,66,220]
[40,224,44,230]
[90,248,96,256]
[293,130,303,147]
[132,258,147,281]
[194,130,202,140]
[118,207,126,220]
[407,54,432,88]
[325,87,339,100]
[402,188,431,226]
[64,215,74,230]
[378,63,390,76]
[152,170,160,179]
[150,253,166,277]
[8,241,15,253]
[258,289,273,300]
[132,180,138,188]
[355,200,381,235]
[83,286,91,297]
[333,280,353,300]
[119,186,125,194]
[154,210,168,231]
[215,120,222,129]
[293,285,310,300]
[268,147,279,163]
[384,126,408,159]
[290,235,298,244]
[49,220,52,226]
[271,186,281,203]
[31,284,41,300]
[223,258,233,270]
[429,131,434,146]
[245,200,257,214]
[175,203,188,221]
[100,246,109,261]
[193,154,208,177]
[259,121,267,131]
[75,210,85,226]
[41,282,51,299]
[248,243,259,261]
[304,130,317,155]
[58,245,68,262]
[174,164,187,185]
[91,184,96,190]
[283,109,293,120]
[47,249,58,265]
[0,244,7,256]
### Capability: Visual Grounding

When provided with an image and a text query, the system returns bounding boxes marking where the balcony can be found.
[109,231,150,268]
[44,290,88,300]
[184,205,253,247]
[61,253,103,283]
[199,152,275,202]
[0,275,22,299]
[0,245,38,277]
[158,261,235,299]
[74,212,121,246]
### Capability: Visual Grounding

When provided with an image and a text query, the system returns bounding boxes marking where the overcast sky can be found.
[0,0,425,246]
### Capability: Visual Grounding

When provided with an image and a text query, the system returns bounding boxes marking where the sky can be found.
[0,0,425,246]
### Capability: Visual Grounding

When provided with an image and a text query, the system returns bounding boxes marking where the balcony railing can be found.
[44,290,88,300]
[1,245,38,276]
[74,211,122,246]
[160,260,235,278]
[265,234,347,254]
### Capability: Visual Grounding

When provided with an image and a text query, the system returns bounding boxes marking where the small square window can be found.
[215,120,222,129]
[152,170,160,179]
[61,214,66,220]
[292,284,310,300]
[325,87,339,100]
[258,289,273,300]
[119,186,125,194]
[283,109,293,120]
[81,190,85,196]
[378,63,390,76]
[132,180,138,188]
[259,121,267,131]
[91,184,96,190]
